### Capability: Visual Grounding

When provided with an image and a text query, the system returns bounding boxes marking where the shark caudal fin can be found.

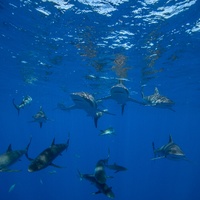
[121,104,126,115]
[25,138,33,161]
[26,137,32,153]
[12,99,20,116]
[94,111,103,128]
[152,142,156,158]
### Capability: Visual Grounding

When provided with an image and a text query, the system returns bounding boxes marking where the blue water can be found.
[1,0,200,199]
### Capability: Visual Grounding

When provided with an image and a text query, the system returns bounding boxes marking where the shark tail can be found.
[94,112,103,128]
[26,137,32,153]
[94,116,99,128]
[25,138,33,162]
[39,122,43,128]
[12,99,20,116]
[121,104,125,115]
[152,142,156,158]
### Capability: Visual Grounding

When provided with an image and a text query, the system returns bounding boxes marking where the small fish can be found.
[13,95,32,115]
[8,183,16,193]
[99,127,115,136]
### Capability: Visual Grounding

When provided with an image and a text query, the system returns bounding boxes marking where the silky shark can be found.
[57,92,114,128]
[26,137,69,172]
[13,95,32,115]
[0,139,31,172]
[141,87,175,111]
[32,106,48,128]
[152,135,186,161]
[99,81,144,114]
[78,170,115,199]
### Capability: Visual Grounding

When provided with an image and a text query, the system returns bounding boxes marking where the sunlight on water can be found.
[0,0,200,200]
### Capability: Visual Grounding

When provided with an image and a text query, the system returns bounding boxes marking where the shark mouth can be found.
[70,92,96,108]
[110,85,129,96]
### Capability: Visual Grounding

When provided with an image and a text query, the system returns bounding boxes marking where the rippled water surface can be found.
[0,0,200,200]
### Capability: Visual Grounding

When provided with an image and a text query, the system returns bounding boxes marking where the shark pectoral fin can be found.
[50,163,63,168]
[92,190,102,195]
[98,96,112,101]
[128,97,145,105]
[169,107,176,112]
[107,175,114,179]
[151,156,165,161]
[0,168,21,172]
[57,103,76,111]
[77,169,83,181]
[100,109,115,116]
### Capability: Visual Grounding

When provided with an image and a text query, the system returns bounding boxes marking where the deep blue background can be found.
[0,0,200,199]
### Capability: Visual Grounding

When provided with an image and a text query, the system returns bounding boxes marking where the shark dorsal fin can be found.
[169,135,173,143]
[118,79,123,84]
[7,144,12,152]
[39,106,43,111]
[51,138,55,146]
[154,87,159,95]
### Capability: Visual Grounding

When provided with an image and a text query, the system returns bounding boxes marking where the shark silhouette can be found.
[142,87,175,111]
[152,135,186,161]
[31,106,48,128]
[0,139,31,172]
[99,81,143,114]
[57,92,114,128]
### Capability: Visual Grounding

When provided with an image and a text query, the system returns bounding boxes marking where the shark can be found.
[78,170,115,199]
[32,106,48,128]
[152,135,186,161]
[106,163,127,173]
[141,87,175,111]
[99,81,144,114]
[57,92,114,128]
[94,152,111,184]
[0,139,32,172]
[26,137,69,172]
[13,95,32,115]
